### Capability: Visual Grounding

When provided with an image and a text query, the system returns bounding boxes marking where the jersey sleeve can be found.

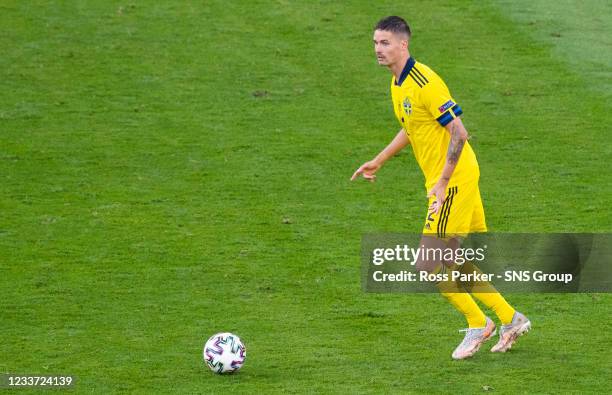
[420,75,463,127]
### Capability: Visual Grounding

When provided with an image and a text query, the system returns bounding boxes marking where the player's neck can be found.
[390,52,411,81]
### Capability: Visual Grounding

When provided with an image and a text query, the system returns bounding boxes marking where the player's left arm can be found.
[427,117,468,214]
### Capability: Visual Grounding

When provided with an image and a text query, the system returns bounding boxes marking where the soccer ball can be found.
[203,332,246,374]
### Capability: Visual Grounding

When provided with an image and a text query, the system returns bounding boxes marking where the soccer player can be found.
[351,16,531,360]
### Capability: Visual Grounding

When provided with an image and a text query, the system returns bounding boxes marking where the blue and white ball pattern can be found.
[203,332,246,374]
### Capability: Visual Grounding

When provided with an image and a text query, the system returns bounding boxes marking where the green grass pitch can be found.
[1,1,611,393]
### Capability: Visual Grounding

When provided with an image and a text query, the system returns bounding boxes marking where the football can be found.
[203,332,246,374]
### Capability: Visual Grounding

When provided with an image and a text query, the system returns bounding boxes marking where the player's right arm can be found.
[351,128,410,182]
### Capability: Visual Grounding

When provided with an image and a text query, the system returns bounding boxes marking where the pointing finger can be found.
[350,167,364,181]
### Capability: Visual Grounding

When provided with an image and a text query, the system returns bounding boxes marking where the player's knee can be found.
[415,258,437,273]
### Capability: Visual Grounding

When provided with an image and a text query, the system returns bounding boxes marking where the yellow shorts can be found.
[422,181,487,238]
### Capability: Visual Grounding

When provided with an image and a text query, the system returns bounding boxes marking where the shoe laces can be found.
[458,328,482,343]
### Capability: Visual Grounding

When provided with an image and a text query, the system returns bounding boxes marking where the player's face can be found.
[373,30,407,66]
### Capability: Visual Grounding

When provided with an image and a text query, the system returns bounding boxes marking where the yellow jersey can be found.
[391,57,479,189]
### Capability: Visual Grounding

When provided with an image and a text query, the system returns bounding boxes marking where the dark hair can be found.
[374,16,411,37]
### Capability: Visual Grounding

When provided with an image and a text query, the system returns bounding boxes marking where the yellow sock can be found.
[441,292,488,328]
[434,264,486,328]
[459,261,515,325]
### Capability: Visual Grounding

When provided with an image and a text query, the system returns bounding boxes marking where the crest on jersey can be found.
[403,97,412,115]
